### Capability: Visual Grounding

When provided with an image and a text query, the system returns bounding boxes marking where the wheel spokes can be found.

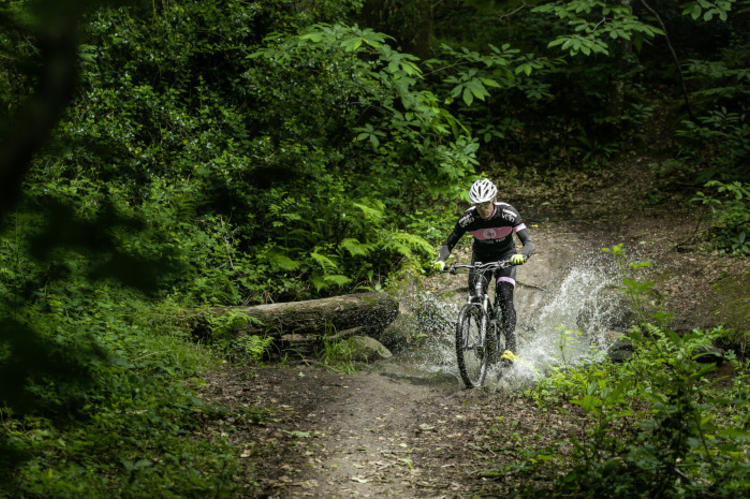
[456,303,489,388]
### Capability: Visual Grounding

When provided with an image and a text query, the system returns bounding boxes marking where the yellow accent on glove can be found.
[500,350,517,362]
[433,260,446,272]
[510,254,527,265]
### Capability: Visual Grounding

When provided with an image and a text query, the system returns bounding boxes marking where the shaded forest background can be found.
[1,0,748,496]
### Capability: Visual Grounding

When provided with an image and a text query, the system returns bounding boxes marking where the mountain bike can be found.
[447,260,515,388]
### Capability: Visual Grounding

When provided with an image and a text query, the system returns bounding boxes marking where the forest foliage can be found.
[1,0,748,495]
[520,245,749,496]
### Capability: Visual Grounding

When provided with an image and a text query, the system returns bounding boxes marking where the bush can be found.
[521,245,750,497]
[693,180,750,255]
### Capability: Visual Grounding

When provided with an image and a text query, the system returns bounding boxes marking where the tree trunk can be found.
[189,292,399,346]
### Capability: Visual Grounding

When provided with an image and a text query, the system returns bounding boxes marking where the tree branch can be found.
[640,0,695,120]
[497,3,528,21]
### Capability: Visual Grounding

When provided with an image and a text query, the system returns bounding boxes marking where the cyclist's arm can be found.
[515,227,535,260]
[437,219,469,262]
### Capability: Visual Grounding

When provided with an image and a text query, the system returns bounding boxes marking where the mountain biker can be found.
[433,178,535,359]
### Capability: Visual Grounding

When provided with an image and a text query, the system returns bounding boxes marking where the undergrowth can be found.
[314,327,359,375]
[0,297,241,497]
[508,244,750,497]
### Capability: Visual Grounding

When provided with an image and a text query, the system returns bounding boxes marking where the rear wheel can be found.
[456,303,489,388]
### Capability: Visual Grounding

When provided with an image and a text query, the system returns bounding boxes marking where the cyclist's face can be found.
[476,198,495,219]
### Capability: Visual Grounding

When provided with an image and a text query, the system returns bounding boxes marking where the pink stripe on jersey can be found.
[469,226,513,240]
[513,223,527,232]
[497,276,516,287]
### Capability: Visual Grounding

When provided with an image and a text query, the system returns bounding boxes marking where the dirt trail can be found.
[202,365,578,497]
[198,226,594,497]
[199,224,591,497]
[201,167,749,497]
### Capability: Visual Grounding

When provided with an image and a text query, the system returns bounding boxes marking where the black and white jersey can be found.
[439,202,535,261]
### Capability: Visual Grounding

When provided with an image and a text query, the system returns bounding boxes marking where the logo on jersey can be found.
[470,226,512,240]
[501,209,516,222]
[458,214,474,227]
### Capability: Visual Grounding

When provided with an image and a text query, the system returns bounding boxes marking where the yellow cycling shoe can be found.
[500,350,517,363]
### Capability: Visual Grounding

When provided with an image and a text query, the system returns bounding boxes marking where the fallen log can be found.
[188,292,399,346]
[280,326,363,345]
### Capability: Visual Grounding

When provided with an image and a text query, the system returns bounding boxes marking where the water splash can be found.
[380,263,627,390]
[493,264,625,390]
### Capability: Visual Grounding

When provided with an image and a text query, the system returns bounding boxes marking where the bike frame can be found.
[448,260,512,388]
[450,260,512,310]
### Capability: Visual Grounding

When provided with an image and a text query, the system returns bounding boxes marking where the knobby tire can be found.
[456,303,494,388]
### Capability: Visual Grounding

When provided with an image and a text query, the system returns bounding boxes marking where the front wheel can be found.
[456,303,490,388]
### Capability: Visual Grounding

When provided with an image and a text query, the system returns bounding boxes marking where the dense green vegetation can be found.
[515,245,749,496]
[1,0,748,495]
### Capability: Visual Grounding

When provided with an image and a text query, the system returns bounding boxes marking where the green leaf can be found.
[666,329,682,345]
[268,252,301,271]
[462,87,474,106]
[299,32,323,42]
[465,79,488,100]
[401,61,422,76]
[340,238,371,257]
[362,37,383,48]
[310,274,328,292]
[324,274,352,286]
[352,201,384,223]
[480,77,501,88]
[310,251,338,272]
[382,232,433,258]
[342,37,363,52]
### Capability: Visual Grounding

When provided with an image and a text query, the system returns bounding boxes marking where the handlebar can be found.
[444,260,513,275]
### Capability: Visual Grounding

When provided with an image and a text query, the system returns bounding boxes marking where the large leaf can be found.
[462,87,474,106]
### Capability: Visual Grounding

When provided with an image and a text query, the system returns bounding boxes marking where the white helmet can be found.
[468,179,497,204]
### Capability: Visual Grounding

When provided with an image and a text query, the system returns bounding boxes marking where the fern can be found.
[205,310,264,341]
[339,237,372,257]
[233,334,274,362]
[310,250,339,272]
[266,251,301,271]
[310,274,327,292]
[267,189,298,218]
[310,273,351,292]
[352,199,385,223]
[381,231,433,259]
[323,274,352,286]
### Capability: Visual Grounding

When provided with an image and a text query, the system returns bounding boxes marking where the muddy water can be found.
[373,229,630,390]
